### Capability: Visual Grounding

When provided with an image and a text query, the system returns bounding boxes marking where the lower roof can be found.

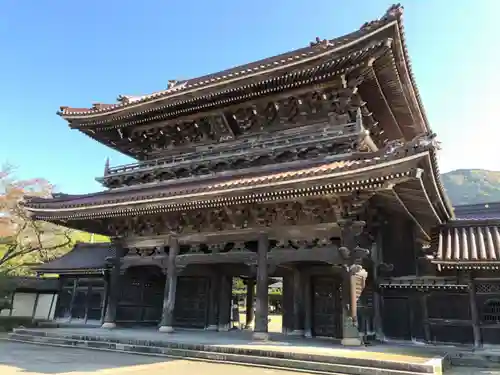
[453,202,500,221]
[431,221,500,269]
[22,139,451,226]
[3,277,60,293]
[33,242,114,274]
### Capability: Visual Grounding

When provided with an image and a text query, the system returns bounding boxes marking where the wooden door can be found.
[382,297,412,340]
[311,276,342,338]
[116,267,164,325]
[174,276,209,328]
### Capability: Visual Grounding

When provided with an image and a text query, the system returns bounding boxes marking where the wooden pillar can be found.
[291,267,304,335]
[102,242,124,329]
[100,272,110,325]
[281,273,294,334]
[31,292,40,321]
[218,274,232,331]
[468,278,482,348]
[338,219,368,345]
[253,233,269,340]
[207,270,220,331]
[245,278,255,329]
[421,293,431,343]
[371,236,384,341]
[303,272,313,338]
[159,236,180,333]
[341,269,365,346]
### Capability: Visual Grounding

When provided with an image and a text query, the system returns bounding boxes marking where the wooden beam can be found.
[390,187,430,242]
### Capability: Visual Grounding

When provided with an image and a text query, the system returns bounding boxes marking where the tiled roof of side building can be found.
[431,220,500,269]
[453,202,500,221]
[3,277,60,293]
[33,242,115,274]
[57,4,425,128]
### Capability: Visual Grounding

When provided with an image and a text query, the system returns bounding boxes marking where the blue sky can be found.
[0,1,498,194]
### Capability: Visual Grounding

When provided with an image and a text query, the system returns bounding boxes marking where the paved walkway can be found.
[0,341,497,375]
[22,326,441,364]
[0,341,304,375]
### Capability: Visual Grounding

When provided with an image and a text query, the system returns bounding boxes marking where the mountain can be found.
[441,169,500,206]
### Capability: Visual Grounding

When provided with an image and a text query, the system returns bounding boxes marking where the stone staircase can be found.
[8,328,448,375]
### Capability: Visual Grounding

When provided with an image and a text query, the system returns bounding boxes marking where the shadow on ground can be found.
[0,341,170,374]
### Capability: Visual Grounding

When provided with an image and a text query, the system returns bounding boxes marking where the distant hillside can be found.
[441,169,500,206]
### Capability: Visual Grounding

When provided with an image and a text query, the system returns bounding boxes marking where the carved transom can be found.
[107,197,344,237]
[476,283,500,294]
[273,237,334,250]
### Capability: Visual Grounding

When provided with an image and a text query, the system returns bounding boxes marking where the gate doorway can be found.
[116,266,164,325]
[174,276,209,328]
[311,276,342,338]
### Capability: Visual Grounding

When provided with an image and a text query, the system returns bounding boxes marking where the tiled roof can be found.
[33,242,114,274]
[453,202,500,221]
[2,277,60,292]
[58,4,408,119]
[23,142,433,216]
[432,223,500,267]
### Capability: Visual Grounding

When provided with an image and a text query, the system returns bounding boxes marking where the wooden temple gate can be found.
[24,5,458,346]
[99,214,375,342]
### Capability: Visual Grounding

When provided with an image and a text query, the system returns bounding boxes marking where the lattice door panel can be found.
[174,276,209,328]
[311,276,342,338]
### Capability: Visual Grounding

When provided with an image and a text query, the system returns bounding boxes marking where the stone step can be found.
[8,329,445,375]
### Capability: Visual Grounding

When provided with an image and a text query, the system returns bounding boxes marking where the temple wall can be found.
[469,277,500,346]
[1,292,58,320]
[381,288,474,345]
[33,293,58,320]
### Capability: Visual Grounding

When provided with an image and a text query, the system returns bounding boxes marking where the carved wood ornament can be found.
[107,197,345,238]
[99,82,370,161]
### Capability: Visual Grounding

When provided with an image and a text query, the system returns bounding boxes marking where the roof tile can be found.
[58,5,404,117]
[34,242,114,273]
[433,223,500,265]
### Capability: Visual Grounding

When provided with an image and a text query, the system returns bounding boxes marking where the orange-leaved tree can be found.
[0,164,73,275]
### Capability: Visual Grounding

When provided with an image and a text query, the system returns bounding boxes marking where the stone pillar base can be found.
[158,325,174,333]
[218,324,231,332]
[341,337,363,346]
[288,329,304,336]
[304,330,313,338]
[101,322,116,329]
[205,325,218,331]
[253,331,269,341]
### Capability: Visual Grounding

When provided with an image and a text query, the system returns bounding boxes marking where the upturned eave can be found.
[58,5,431,141]
[23,142,441,224]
